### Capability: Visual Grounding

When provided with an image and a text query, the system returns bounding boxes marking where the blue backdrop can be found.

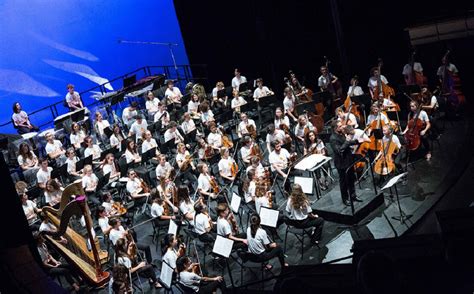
[0,0,189,133]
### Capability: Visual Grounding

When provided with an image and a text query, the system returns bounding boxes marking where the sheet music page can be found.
[294,176,314,194]
[212,235,234,258]
[168,219,178,235]
[259,207,279,228]
[381,172,408,190]
[295,154,329,170]
[160,261,173,288]
[231,193,241,213]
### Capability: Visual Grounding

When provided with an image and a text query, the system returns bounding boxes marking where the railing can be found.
[0,64,208,134]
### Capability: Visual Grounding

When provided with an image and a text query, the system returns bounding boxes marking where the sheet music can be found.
[295,154,330,170]
[259,207,279,228]
[381,172,408,190]
[212,235,234,258]
[160,261,173,288]
[294,176,313,194]
[168,219,178,235]
[231,193,241,213]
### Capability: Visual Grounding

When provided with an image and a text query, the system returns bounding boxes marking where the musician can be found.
[283,87,297,122]
[114,237,162,289]
[218,147,237,183]
[122,101,138,128]
[101,153,120,183]
[141,130,160,159]
[336,107,358,129]
[403,60,424,86]
[266,124,287,153]
[207,122,223,151]
[318,65,339,92]
[212,81,225,99]
[164,121,184,145]
[231,68,247,91]
[83,136,102,162]
[165,79,183,105]
[269,140,291,178]
[254,185,274,215]
[194,202,216,242]
[36,158,53,190]
[347,76,364,97]
[97,205,112,235]
[44,179,63,207]
[377,125,403,171]
[153,102,170,127]
[253,78,274,100]
[240,136,256,164]
[34,232,81,292]
[176,256,225,293]
[124,139,142,165]
[237,112,256,138]
[145,90,160,117]
[274,107,291,131]
[402,101,431,160]
[196,137,212,161]
[155,154,174,179]
[12,102,39,134]
[45,132,66,164]
[176,142,198,186]
[420,88,440,137]
[368,67,389,100]
[65,83,83,110]
[231,89,247,113]
[177,185,196,222]
[18,142,39,184]
[437,56,459,84]
[111,264,132,293]
[93,111,110,142]
[246,156,266,179]
[21,192,41,230]
[188,93,201,116]
[82,164,101,205]
[181,112,198,135]
[285,183,324,244]
[128,114,148,143]
[247,214,288,269]
[69,122,86,150]
[64,147,81,181]
[199,101,215,127]
[366,103,389,130]
[150,193,178,227]
[197,162,220,201]
[157,175,178,204]
[125,169,150,201]
[110,124,125,152]
[216,203,248,250]
[294,114,315,144]
[100,192,119,217]
[329,120,362,206]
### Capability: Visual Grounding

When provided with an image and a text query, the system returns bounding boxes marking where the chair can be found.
[151,218,169,252]
[283,224,320,259]
[236,251,273,289]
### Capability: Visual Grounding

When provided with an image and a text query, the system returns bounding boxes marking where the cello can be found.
[344,77,362,122]
[374,135,398,176]
[404,103,425,151]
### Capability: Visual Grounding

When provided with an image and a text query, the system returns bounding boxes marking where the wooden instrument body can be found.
[246,124,257,139]
[230,162,239,178]
[374,140,398,175]
[221,134,234,149]
[209,177,220,194]
[250,144,263,161]
[367,119,386,151]
[344,96,361,121]
[404,117,424,151]
[373,82,395,100]
[354,142,370,171]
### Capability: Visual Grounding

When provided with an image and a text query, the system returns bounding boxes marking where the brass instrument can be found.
[41,182,109,286]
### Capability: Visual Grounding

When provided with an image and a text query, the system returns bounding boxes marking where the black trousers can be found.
[198,231,216,243]
[17,124,39,134]
[286,217,325,241]
[336,167,356,202]
[199,279,227,294]
[45,264,77,286]
[252,246,286,267]
[136,264,157,283]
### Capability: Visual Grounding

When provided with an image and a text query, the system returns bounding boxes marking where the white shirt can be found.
[266,129,286,144]
[12,111,29,126]
[318,75,331,88]
[95,120,110,136]
[117,256,132,269]
[255,195,270,214]
[347,86,364,96]
[150,202,164,218]
[402,62,423,75]
[164,129,183,144]
[84,145,102,160]
[179,271,200,292]
[36,167,53,186]
[382,134,401,149]
[70,131,85,148]
[368,75,389,90]
[201,110,214,124]
[122,107,137,126]
[163,249,178,269]
[231,96,247,110]
[283,96,295,113]
[165,87,182,102]
[294,122,315,138]
[244,181,256,203]
[217,217,232,237]
[102,163,118,181]
[82,174,98,191]
[194,213,210,235]
[18,152,38,168]
[22,200,37,225]
[231,75,247,90]
[247,227,270,255]
[146,98,160,114]
[237,119,256,138]
[367,113,389,126]
[98,216,109,234]
[286,198,311,220]
[154,110,170,125]
[240,145,252,161]
[39,222,57,234]
[110,134,122,151]
[246,164,265,179]
[181,120,196,134]
[44,190,61,206]
[179,201,195,219]
[207,132,222,148]
[187,100,200,113]
[218,157,235,178]
[269,148,290,171]
[307,139,326,154]
[45,140,63,156]
[130,121,148,141]
[124,149,140,164]
[142,138,158,154]
[413,110,429,123]
[197,174,211,193]
[437,63,459,77]
[126,178,142,195]
[274,117,290,129]
[65,91,81,105]
[109,225,126,245]
[253,86,271,99]
[349,129,369,153]
[156,162,173,179]
[338,113,358,129]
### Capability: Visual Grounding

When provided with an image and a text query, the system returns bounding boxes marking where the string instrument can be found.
[177,235,186,257]
[228,211,239,235]
[344,80,362,121]
[204,144,214,159]
[111,202,127,217]
[230,161,239,178]
[367,114,385,151]
[440,50,465,107]
[168,182,179,207]
[220,127,234,149]
[373,58,395,101]
[374,136,398,175]
[41,183,109,286]
[180,149,198,171]
[246,124,257,139]
[209,175,220,194]
[324,56,344,108]
[125,230,138,265]
[191,241,203,276]
[250,142,263,161]
[404,105,425,151]
[306,112,324,134]
[303,126,310,137]
[408,50,428,86]
[295,87,313,103]
[354,141,370,172]
[279,123,293,144]
[140,178,150,194]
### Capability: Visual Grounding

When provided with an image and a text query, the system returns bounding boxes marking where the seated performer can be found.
[231,68,247,91]
[12,102,39,134]
[283,87,297,122]
[165,79,183,105]
[150,192,177,228]
[126,169,150,202]
[83,136,102,163]
[193,201,216,243]
[65,84,84,111]
[199,101,215,127]
[218,147,237,184]
[36,158,53,190]
[44,179,63,207]
[176,256,225,293]
[285,183,324,244]
[69,122,86,150]
[216,203,247,250]
[237,112,257,139]
[197,162,221,201]
[164,121,185,145]
[294,114,315,144]
[402,100,431,160]
[177,185,196,222]
[128,114,148,143]
[145,90,160,117]
[253,78,274,101]
[122,101,138,128]
[207,122,223,152]
[231,89,247,113]
[368,67,390,100]
[18,142,39,184]
[94,111,110,143]
[109,124,126,152]
[187,93,201,117]
[274,107,290,131]
[153,102,171,128]
[45,132,66,165]
[155,154,175,180]
[268,140,292,178]
[266,124,287,153]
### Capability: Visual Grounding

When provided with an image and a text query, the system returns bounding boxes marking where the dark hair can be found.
[112,264,130,293]
[18,143,33,160]
[250,213,260,238]
[114,238,128,262]
[109,218,119,227]
[177,185,191,204]
[162,234,175,254]
[38,157,48,164]
[130,101,138,108]
[12,102,20,114]
[97,206,106,217]
[267,124,275,134]
[176,256,190,273]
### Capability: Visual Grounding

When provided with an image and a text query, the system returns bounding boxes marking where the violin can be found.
[279,123,293,145]
[125,230,138,265]
[140,178,150,194]
[246,124,257,140]
[209,176,220,194]
[111,202,127,217]
[219,126,234,149]
[204,144,214,159]
[230,161,239,178]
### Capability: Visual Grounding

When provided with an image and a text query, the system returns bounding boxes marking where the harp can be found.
[41,182,110,287]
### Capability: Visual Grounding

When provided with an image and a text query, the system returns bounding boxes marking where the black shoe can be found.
[343,199,351,206]
[352,196,363,202]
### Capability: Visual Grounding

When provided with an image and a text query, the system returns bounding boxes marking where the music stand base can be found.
[391,213,412,224]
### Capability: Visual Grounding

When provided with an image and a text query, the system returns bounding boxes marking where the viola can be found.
[209,176,220,194]
[230,161,239,178]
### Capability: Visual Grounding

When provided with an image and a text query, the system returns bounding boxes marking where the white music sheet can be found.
[381,172,408,190]
[295,154,330,170]
[168,219,178,235]
[160,261,173,288]
[259,207,279,228]
[294,176,314,194]
[231,193,241,213]
[212,235,234,258]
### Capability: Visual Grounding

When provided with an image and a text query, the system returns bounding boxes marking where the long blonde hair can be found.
[290,184,308,210]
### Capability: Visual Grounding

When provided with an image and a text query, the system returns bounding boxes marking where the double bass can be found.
[344,78,362,122]
[324,56,344,109]
[372,58,395,101]
[440,50,465,108]
[406,50,427,86]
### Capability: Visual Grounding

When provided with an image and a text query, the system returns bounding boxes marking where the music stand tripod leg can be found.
[391,184,412,224]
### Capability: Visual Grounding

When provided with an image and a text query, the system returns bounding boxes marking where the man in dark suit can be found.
[329,120,362,206]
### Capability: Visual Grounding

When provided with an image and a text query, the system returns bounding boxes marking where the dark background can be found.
[174,0,474,97]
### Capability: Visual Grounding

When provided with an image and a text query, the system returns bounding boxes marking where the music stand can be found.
[96,173,111,192]
[141,147,157,163]
[184,128,197,144]
[295,101,316,116]
[240,100,258,113]
[123,75,136,88]
[215,110,233,124]
[238,82,248,92]
[100,147,118,161]
[217,89,226,99]
[103,126,113,139]
[212,235,236,288]
[51,164,67,182]
[258,94,279,108]
[224,86,233,97]
[76,158,85,172]
[313,91,332,105]
[381,172,412,224]
[110,93,125,107]
[84,155,93,166]
[71,108,86,122]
